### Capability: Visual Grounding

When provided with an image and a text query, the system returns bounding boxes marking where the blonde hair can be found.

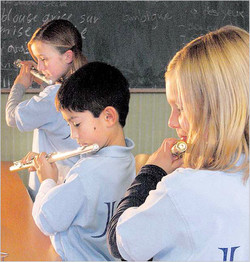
[165,25,249,180]
[28,19,87,80]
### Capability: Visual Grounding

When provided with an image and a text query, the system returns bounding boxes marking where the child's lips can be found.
[180,136,187,142]
[78,143,88,147]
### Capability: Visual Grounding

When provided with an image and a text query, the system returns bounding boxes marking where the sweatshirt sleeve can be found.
[6,84,59,132]
[5,83,26,127]
[107,165,167,259]
[32,174,85,236]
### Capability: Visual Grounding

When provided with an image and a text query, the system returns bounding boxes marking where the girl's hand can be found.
[33,152,58,183]
[14,60,39,88]
[145,138,183,174]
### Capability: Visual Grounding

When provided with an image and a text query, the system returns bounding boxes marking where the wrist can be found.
[39,178,57,192]
[14,78,31,89]
[40,174,57,184]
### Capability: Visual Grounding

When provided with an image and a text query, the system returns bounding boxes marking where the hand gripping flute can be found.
[9,144,100,172]
[14,59,53,85]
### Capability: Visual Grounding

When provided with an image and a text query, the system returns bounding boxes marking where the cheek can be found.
[180,116,189,132]
[79,124,96,137]
[44,62,54,73]
[47,59,68,75]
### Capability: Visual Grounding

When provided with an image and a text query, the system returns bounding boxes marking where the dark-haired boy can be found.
[32,62,135,261]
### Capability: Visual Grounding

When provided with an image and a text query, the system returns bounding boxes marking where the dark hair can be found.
[56,62,130,127]
[28,19,87,79]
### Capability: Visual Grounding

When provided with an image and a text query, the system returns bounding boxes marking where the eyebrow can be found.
[37,54,47,58]
[64,116,78,122]
[70,116,79,121]
[167,97,176,105]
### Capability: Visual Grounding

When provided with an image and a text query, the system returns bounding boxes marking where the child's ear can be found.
[102,106,118,127]
[64,50,74,64]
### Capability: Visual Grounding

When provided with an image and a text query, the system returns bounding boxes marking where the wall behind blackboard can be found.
[1,1,249,90]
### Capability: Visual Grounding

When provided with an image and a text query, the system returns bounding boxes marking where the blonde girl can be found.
[107,25,249,261]
[6,19,87,200]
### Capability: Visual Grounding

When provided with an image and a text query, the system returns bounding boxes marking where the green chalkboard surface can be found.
[1,1,249,89]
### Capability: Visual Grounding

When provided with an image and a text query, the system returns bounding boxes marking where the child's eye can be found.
[176,104,183,113]
[73,122,80,127]
[39,57,46,62]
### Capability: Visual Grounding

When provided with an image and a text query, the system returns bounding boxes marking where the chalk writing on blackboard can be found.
[122,10,173,30]
[1,1,249,90]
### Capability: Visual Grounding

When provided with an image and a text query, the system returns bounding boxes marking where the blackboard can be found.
[1,1,249,90]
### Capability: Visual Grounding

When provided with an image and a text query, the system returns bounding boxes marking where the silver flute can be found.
[14,59,53,85]
[9,144,100,172]
[171,141,188,157]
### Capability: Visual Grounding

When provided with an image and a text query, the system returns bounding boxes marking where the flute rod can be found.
[14,59,53,85]
[9,144,100,172]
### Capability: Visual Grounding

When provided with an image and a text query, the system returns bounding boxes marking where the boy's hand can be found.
[20,151,38,172]
[145,138,183,174]
[33,152,58,183]
[21,151,38,164]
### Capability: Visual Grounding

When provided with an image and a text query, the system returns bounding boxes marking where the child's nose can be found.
[70,128,79,140]
[168,113,180,129]
[37,60,45,72]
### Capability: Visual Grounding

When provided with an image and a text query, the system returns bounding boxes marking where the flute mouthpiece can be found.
[171,141,187,157]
